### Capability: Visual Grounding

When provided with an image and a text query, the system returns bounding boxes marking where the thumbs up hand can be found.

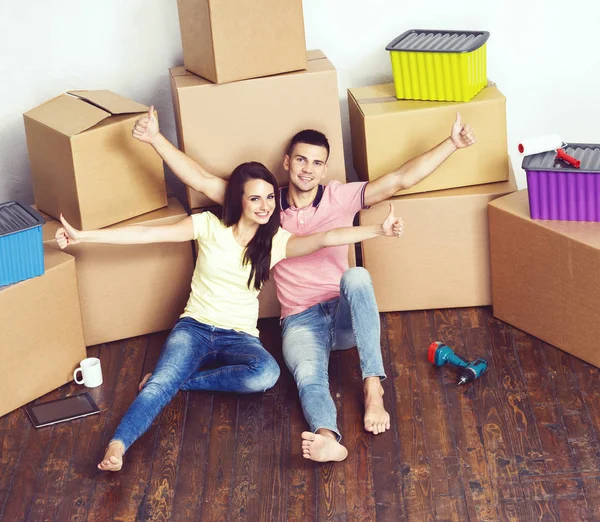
[450,112,476,149]
[55,214,82,249]
[132,105,159,144]
[381,203,405,238]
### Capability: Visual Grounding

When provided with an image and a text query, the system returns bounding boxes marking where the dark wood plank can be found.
[28,345,102,522]
[386,311,435,522]
[573,357,600,444]
[57,341,130,522]
[410,309,469,522]
[84,334,161,522]
[286,387,317,522]
[519,479,561,520]
[0,385,33,519]
[371,313,405,522]
[458,307,527,519]
[171,391,213,522]
[202,394,238,521]
[258,393,291,521]
[338,346,377,522]
[487,319,547,477]
[581,476,600,520]
[140,378,187,521]
[553,477,592,521]
[510,328,571,475]
[536,336,600,473]
[316,351,348,522]
[431,308,498,522]
[0,378,72,521]
[229,395,263,521]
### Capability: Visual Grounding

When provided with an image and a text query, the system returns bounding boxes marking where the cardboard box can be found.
[191,207,356,319]
[489,189,600,368]
[24,90,167,230]
[360,167,516,312]
[0,247,86,418]
[176,0,307,84]
[348,83,509,196]
[41,198,194,346]
[170,50,347,209]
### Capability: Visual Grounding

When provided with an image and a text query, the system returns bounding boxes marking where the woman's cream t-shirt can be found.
[181,212,291,337]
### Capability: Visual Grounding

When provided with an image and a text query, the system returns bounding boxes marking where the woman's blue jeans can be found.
[112,316,280,452]
[281,267,386,441]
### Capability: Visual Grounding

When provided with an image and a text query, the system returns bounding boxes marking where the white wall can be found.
[2,0,600,203]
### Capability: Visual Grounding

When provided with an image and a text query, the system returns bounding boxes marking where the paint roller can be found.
[518,135,580,168]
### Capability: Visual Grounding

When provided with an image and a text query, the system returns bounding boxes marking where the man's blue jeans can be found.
[281,267,386,441]
[112,316,280,452]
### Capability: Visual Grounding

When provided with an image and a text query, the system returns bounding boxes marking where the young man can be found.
[132,107,475,462]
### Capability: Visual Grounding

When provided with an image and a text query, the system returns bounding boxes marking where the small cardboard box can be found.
[24,90,167,230]
[170,50,347,209]
[0,247,86,418]
[177,0,307,84]
[360,167,516,312]
[41,198,194,346]
[348,83,509,196]
[489,189,600,368]
[191,207,356,319]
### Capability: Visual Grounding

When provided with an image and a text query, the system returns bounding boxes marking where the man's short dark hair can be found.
[287,130,330,160]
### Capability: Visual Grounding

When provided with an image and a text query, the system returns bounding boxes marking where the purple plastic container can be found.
[523,143,600,221]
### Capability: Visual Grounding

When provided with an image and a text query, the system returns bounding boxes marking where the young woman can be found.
[55,161,404,472]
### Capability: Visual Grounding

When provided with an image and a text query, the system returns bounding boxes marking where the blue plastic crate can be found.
[0,201,45,287]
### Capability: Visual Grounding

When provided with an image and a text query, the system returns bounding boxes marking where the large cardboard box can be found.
[170,50,347,209]
[489,189,600,368]
[24,90,167,230]
[41,198,194,346]
[177,0,307,84]
[191,207,356,319]
[360,167,516,312]
[348,83,509,196]
[0,247,86,418]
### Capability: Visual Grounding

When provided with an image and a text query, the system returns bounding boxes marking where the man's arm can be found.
[133,107,227,205]
[285,204,404,258]
[363,112,476,207]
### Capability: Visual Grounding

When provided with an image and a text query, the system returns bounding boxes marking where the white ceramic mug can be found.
[73,357,103,388]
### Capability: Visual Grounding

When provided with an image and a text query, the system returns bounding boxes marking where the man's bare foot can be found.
[139,373,152,392]
[97,440,125,472]
[301,431,348,463]
[364,377,390,435]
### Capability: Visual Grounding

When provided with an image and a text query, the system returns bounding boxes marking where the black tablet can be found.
[24,392,100,428]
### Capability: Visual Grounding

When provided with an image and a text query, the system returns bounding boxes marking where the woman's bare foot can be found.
[138,373,152,392]
[97,440,125,471]
[301,431,348,463]
[364,377,390,435]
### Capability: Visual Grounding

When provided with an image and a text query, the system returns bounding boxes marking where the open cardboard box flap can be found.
[24,90,148,137]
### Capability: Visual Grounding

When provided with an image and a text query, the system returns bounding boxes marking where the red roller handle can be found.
[556,148,581,168]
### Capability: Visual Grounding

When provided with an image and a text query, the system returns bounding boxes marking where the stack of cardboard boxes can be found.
[173,0,354,318]
[0,91,195,417]
[350,60,517,311]
[489,176,600,368]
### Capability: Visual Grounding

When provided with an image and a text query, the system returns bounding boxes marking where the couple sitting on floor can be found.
[55,106,475,470]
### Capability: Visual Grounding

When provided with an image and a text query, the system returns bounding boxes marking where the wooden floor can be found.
[1,306,600,522]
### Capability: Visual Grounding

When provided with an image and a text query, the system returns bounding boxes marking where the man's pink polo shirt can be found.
[273,180,368,319]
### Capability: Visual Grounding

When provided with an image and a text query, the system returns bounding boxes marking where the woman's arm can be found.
[285,204,404,259]
[133,107,227,205]
[55,214,195,249]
